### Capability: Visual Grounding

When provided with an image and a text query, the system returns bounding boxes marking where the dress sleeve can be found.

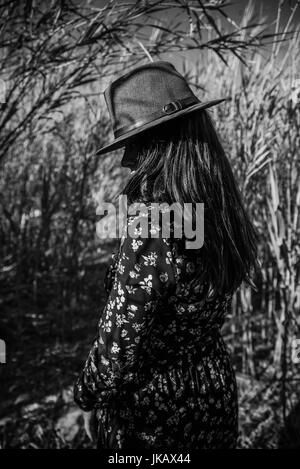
[73,212,177,411]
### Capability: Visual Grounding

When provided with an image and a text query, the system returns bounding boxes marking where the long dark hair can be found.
[122,109,259,297]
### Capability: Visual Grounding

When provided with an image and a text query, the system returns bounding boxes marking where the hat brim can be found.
[96,97,227,155]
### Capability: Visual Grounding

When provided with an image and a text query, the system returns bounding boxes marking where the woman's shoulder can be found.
[125,200,173,235]
[126,200,204,256]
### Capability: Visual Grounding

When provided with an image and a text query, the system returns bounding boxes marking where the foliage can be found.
[0,0,294,162]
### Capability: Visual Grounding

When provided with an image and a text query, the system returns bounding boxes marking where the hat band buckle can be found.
[113,96,199,139]
[163,100,184,114]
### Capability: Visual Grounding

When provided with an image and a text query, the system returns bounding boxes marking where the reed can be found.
[188,5,300,426]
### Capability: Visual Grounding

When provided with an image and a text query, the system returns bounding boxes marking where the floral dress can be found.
[74,206,238,449]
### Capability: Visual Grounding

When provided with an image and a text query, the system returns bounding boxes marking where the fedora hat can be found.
[96,61,227,155]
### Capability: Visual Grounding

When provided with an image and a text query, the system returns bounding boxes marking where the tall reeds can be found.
[188,4,300,423]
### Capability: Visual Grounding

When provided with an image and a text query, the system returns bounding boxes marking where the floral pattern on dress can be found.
[74,206,238,449]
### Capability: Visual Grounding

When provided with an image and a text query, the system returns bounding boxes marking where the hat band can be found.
[113,95,199,138]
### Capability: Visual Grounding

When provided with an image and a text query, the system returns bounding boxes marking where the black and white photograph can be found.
[0,0,300,453]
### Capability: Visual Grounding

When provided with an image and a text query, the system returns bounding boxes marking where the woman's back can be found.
[116,205,233,369]
[83,206,238,449]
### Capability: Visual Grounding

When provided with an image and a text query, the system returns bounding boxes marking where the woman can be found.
[74,61,258,449]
